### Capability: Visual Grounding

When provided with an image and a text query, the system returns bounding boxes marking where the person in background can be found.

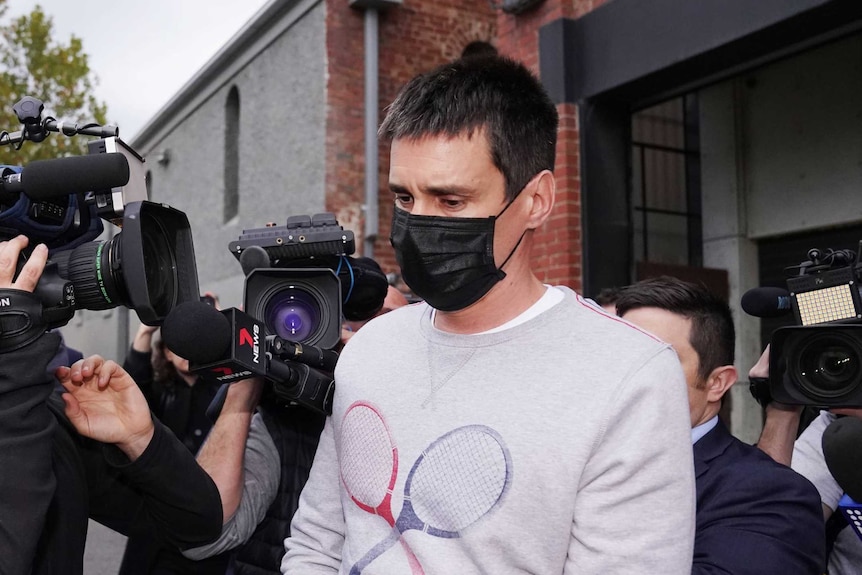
[590,286,622,314]
[0,234,222,575]
[616,276,825,574]
[753,346,862,574]
[341,285,409,346]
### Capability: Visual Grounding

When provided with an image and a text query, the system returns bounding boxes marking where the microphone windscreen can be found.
[342,256,389,321]
[22,153,130,200]
[823,416,862,501]
[741,286,792,318]
[161,300,231,364]
[239,245,271,277]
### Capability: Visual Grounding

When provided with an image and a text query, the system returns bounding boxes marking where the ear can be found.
[705,365,737,403]
[524,169,556,230]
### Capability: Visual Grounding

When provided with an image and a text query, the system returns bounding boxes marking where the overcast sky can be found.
[4,0,272,140]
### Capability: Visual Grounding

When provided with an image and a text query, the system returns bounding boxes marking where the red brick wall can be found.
[325,0,608,293]
[325,0,496,277]
[494,0,609,293]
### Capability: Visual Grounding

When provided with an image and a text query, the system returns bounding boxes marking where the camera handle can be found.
[0,96,118,149]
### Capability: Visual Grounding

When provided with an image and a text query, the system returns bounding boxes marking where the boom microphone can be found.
[0,152,130,201]
[741,286,792,318]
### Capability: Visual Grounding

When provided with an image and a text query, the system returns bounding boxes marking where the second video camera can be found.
[745,245,862,406]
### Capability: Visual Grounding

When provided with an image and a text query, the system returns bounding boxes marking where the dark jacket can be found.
[0,333,223,575]
[692,419,826,574]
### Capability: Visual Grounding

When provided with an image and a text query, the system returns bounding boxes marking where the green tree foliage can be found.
[0,0,108,165]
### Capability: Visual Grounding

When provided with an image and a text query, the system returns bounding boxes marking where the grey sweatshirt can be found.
[282,287,696,574]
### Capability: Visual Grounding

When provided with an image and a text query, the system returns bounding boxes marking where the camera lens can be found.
[265,288,321,342]
[51,219,179,316]
[245,269,342,349]
[793,333,862,399]
[138,213,178,316]
[52,238,125,311]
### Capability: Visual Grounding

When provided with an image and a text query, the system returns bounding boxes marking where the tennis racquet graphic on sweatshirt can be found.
[340,401,513,575]
[341,401,424,573]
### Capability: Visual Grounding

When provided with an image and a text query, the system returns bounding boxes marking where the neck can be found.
[693,406,721,428]
[433,261,546,334]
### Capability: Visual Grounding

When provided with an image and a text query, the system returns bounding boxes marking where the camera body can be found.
[0,96,200,333]
[230,213,356,350]
[229,213,389,413]
[768,247,862,406]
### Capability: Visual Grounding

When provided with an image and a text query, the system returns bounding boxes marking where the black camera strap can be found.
[0,289,48,353]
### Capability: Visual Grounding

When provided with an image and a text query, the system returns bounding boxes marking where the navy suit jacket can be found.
[692,420,825,574]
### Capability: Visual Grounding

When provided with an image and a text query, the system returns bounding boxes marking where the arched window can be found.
[224,86,240,223]
[145,169,153,200]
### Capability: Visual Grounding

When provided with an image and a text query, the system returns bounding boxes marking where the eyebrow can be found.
[389,183,477,197]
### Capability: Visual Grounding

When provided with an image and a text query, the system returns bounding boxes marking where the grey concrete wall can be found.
[61,1,326,358]
[142,2,327,311]
[744,34,862,239]
[699,80,764,444]
[698,32,862,442]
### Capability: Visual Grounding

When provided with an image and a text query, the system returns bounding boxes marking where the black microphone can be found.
[161,301,335,415]
[823,417,862,540]
[162,300,266,383]
[239,245,271,277]
[269,335,339,373]
[0,153,130,201]
[741,287,792,318]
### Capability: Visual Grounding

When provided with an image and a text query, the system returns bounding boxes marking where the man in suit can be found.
[616,276,825,575]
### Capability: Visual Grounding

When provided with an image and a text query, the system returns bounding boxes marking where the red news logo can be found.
[238,324,261,364]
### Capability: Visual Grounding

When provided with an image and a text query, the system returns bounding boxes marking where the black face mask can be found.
[389,203,523,312]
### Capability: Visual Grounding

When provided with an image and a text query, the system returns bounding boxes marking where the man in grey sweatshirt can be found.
[281,55,696,574]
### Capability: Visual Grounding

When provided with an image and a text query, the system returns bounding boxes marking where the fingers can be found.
[14,243,48,292]
[0,235,28,287]
[98,360,123,388]
[61,392,81,420]
[67,355,107,387]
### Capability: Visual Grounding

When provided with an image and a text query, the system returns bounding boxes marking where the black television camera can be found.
[744,245,862,407]
[163,213,388,415]
[0,96,199,351]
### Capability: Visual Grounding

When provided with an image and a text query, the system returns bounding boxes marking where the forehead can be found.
[622,307,696,359]
[388,132,500,189]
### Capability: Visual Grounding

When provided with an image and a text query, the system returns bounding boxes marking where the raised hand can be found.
[0,235,47,291]
[56,355,155,460]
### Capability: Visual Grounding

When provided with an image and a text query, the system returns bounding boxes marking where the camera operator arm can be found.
[751,346,803,466]
[756,403,803,467]
[196,377,267,523]
[0,235,62,574]
[185,377,283,560]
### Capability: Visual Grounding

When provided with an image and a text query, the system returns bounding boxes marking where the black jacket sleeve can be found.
[0,332,61,575]
[48,399,223,550]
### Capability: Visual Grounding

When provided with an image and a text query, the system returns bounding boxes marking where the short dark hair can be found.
[615,276,735,382]
[378,55,559,201]
[593,286,623,308]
